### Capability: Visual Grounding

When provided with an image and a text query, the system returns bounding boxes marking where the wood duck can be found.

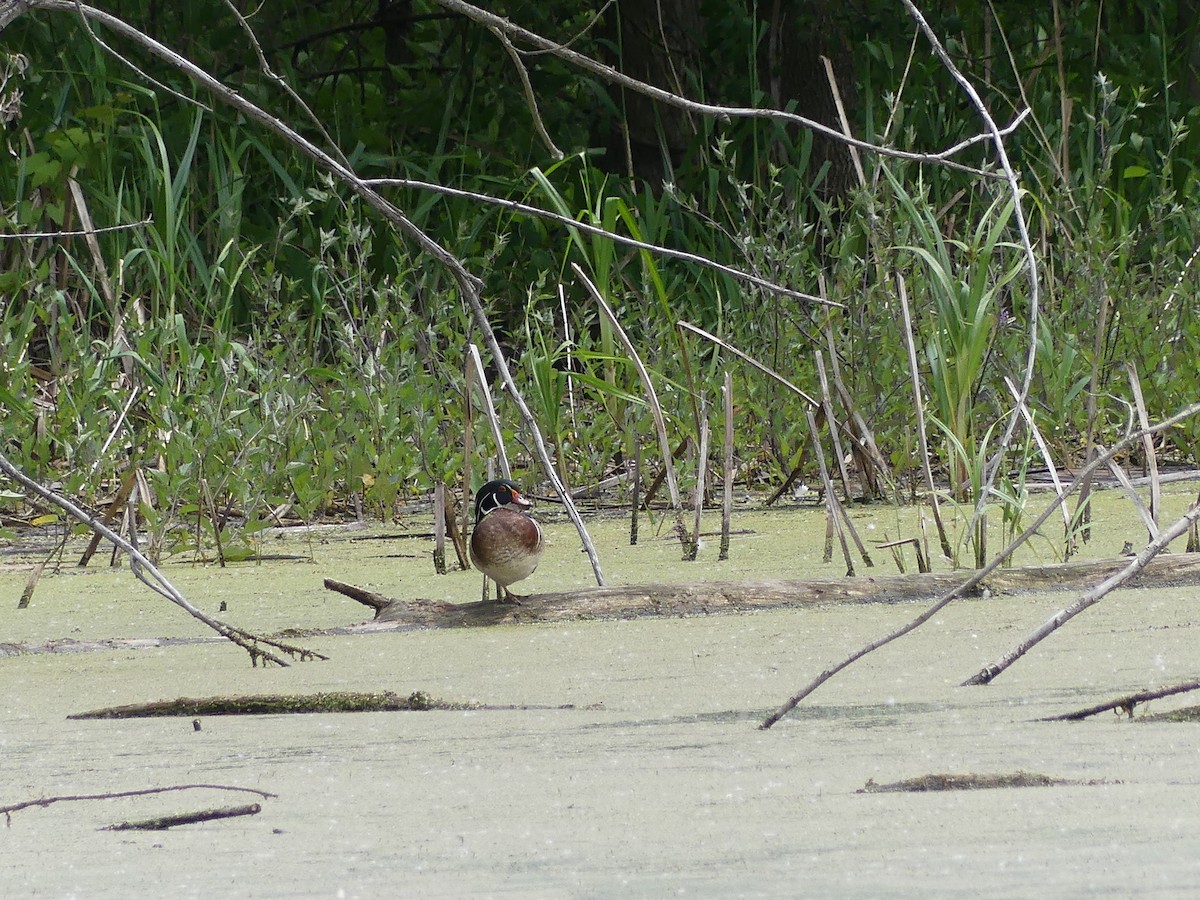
[470,479,544,603]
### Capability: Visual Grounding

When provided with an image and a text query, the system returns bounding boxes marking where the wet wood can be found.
[103,803,262,830]
[69,691,582,719]
[0,784,276,823]
[70,690,465,718]
[857,772,1090,793]
[326,553,1200,631]
[1044,677,1200,721]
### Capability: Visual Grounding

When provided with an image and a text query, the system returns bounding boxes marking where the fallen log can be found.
[1043,677,1200,721]
[325,553,1200,631]
[68,691,584,720]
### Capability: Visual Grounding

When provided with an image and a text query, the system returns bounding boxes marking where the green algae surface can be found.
[4,492,1200,896]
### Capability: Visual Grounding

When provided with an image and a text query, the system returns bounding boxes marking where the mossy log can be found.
[857,772,1092,793]
[327,553,1200,631]
[69,691,579,719]
[68,690,458,718]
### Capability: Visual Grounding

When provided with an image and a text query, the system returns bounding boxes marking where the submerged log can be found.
[326,553,1200,631]
[102,803,262,831]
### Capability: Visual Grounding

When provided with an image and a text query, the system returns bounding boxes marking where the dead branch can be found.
[2,784,276,826]
[898,276,953,559]
[102,803,262,830]
[0,449,326,666]
[759,400,1200,729]
[323,578,391,611]
[366,177,832,306]
[963,499,1200,686]
[1043,679,1200,721]
[578,264,691,556]
[0,217,153,240]
[434,0,1022,178]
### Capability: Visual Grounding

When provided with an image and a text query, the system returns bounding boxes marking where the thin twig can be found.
[1096,444,1159,539]
[814,350,852,498]
[219,0,350,168]
[896,275,953,560]
[677,321,817,407]
[486,23,563,159]
[1126,361,1160,536]
[820,54,865,187]
[2,784,277,824]
[805,407,854,575]
[466,343,511,480]
[433,483,447,575]
[0,217,152,239]
[62,3,212,113]
[824,320,890,500]
[897,0,1041,553]
[689,400,709,561]
[719,371,733,562]
[1004,376,1070,532]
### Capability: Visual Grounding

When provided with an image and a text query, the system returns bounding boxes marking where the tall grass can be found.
[3,3,1199,572]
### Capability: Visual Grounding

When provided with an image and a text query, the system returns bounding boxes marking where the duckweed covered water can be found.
[3,498,1200,897]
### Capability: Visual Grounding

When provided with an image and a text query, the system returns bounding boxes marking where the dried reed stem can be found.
[577,264,691,556]
[688,401,709,561]
[467,343,511,481]
[720,372,733,561]
[1126,361,1160,537]
[433,483,447,575]
[896,275,953,561]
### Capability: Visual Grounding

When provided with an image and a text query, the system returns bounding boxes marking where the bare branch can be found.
[898,0,1042,546]
[62,1,211,112]
[964,500,1200,687]
[1045,679,1200,721]
[760,399,1200,728]
[2,784,276,824]
[0,217,152,240]
[218,0,350,168]
[366,176,838,307]
[486,23,563,160]
[677,320,818,407]
[0,449,326,666]
[575,263,691,558]
[434,0,1016,179]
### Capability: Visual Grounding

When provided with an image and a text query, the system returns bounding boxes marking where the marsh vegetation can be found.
[2,0,1200,808]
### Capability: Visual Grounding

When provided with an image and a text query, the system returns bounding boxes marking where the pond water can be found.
[3,498,1200,897]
